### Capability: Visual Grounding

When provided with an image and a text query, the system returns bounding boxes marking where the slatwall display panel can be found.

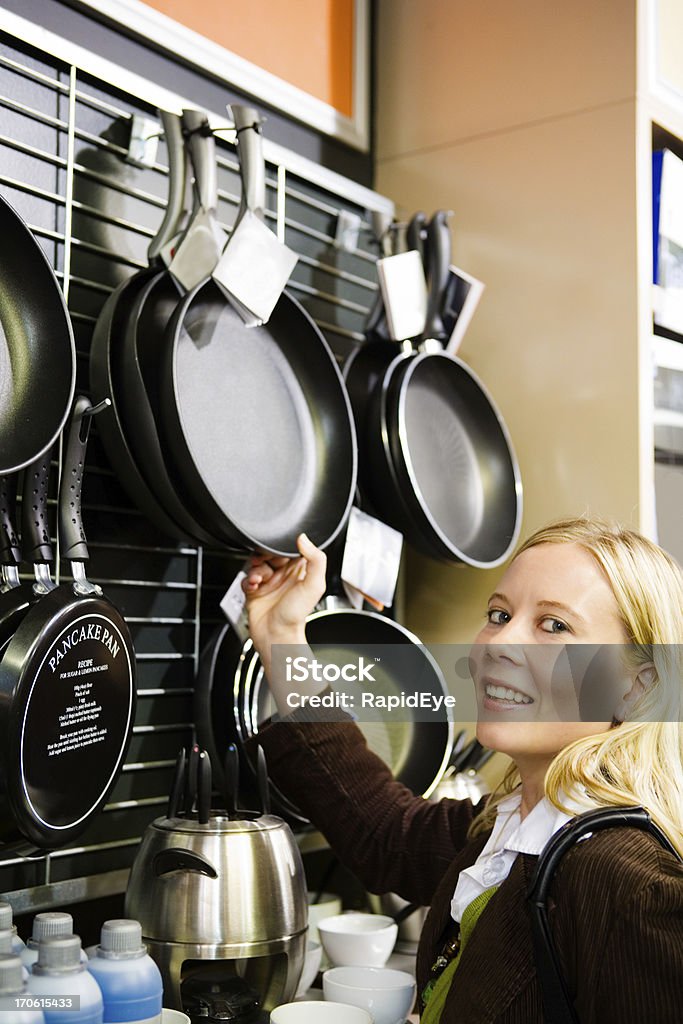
[285,173,380,360]
[0,26,388,906]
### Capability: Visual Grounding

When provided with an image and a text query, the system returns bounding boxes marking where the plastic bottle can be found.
[0,904,25,955]
[0,954,44,1024]
[21,916,87,971]
[28,936,103,1024]
[87,921,162,1024]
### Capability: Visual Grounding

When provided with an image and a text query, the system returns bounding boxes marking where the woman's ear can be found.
[615,662,657,721]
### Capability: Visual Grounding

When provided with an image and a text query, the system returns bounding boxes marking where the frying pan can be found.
[113,110,232,548]
[158,105,357,555]
[193,604,454,826]
[362,212,523,566]
[0,396,136,849]
[89,110,198,543]
[344,212,426,517]
[0,193,75,475]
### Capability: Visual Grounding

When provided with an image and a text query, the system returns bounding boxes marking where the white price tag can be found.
[213,210,298,325]
[341,508,403,610]
[220,570,247,630]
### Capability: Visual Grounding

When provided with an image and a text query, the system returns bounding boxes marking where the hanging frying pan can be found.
[193,602,454,826]
[0,397,136,849]
[113,110,232,548]
[0,193,75,475]
[89,110,197,542]
[360,212,522,566]
[344,212,426,517]
[158,105,357,555]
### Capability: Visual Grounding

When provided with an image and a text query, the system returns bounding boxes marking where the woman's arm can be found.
[251,714,478,907]
[242,535,480,905]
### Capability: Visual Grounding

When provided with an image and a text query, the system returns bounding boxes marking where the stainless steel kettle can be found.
[125,747,307,1014]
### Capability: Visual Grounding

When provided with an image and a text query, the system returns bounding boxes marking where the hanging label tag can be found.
[213,210,298,325]
[169,210,229,292]
[341,508,403,610]
[442,265,485,356]
[377,249,427,341]
[220,570,247,631]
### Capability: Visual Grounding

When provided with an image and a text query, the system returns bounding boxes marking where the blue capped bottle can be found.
[28,936,103,1024]
[0,954,44,1024]
[87,921,162,1024]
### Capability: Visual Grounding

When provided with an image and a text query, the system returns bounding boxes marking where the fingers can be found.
[296,532,327,596]
[241,535,326,598]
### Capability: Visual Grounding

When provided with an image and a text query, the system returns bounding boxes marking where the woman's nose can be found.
[482,641,527,665]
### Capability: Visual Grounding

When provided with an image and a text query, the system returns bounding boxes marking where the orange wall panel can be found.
[141,0,355,117]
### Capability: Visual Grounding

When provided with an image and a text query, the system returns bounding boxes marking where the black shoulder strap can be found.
[527,805,681,1024]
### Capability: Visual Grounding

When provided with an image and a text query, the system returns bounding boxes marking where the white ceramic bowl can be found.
[270,999,372,1023]
[307,892,343,969]
[317,912,398,968]
[323,966,416,1024]
[295,940,323,998]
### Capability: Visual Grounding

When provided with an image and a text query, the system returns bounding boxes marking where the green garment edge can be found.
[421,885,500,1024]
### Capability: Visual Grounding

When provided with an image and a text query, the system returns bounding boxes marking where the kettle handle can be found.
[152,848,218,878]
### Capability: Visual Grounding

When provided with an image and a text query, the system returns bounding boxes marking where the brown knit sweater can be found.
[252,717,683,1023]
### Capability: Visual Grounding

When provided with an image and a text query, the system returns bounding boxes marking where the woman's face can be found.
[470,542,632,763]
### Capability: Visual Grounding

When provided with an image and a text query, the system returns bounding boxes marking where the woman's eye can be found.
[486,608,510,626]
[540,617,569,634]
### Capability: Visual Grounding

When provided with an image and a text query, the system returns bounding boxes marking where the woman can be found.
[242,517,683,1023]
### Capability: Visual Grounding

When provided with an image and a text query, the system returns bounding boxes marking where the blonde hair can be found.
[471,516,683,856]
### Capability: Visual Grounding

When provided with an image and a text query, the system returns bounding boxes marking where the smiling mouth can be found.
[483,681,534,707]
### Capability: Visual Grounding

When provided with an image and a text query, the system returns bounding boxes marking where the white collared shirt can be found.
[450,791,584,922]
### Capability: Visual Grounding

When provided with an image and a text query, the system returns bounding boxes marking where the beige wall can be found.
[375,0,642,644]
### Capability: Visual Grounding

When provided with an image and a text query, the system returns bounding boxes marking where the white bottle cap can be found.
[98,920,145,958]
[32,913,74,944]
[0,905,13,931]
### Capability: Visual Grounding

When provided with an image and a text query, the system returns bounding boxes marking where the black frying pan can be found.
[0,397,136,849]
[0,193,75,475]
[89,111,201,543]
[113,110,231,548]
[193,605,454,826]
[158,105,357,556]
[359,212,523,566]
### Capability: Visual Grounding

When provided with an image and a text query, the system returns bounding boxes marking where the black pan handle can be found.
[229,104,266,224]
[184,744,200,816]
[224,742,239,818]
[182,109,217,214]
[423,210,452,344]
[256,744,271,815]
[406,211,427,268]
[0,476,21,568]
[197,749,212,825]
[21,450,53,565]
[148,111,186,262]
[59,395,93,562]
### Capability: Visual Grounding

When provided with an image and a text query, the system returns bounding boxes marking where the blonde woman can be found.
[243,517,683,1023]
